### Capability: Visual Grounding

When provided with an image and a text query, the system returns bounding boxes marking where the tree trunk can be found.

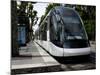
[11,1,19,57]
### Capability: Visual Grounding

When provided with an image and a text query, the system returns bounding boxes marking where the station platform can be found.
[11,41,61,74]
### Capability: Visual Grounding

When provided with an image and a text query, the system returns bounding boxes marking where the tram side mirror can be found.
[56,14,61,23]
[55,10,61,23]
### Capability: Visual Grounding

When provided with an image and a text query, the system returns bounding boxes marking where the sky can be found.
[33,2,49,31]
[33,2,49,18]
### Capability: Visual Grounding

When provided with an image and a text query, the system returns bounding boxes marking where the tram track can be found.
[53,52,96,71]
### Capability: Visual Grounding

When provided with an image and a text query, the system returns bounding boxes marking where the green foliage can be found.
[17,1,38,26]
[75,5,96,40]
[45,3,60,16]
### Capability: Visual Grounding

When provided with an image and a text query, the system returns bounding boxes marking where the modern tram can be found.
[35,6,91,57]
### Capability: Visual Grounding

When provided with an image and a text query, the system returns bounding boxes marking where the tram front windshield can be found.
[58,9,88,40]
[53,8,89,48]
[62,17,87,40]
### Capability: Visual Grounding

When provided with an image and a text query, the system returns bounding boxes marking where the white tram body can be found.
[35,6,91,57]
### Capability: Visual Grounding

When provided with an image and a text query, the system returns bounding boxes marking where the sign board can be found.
[18,26,26,46]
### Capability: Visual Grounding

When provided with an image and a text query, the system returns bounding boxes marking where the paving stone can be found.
[11,41,60,74]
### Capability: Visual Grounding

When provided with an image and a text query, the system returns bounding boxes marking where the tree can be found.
[17,1,38,41]
[11,1,19,57]
[75,5,96,40]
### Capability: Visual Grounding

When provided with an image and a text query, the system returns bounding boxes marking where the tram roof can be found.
[54,6,77,16]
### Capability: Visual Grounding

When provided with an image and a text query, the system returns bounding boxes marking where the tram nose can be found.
[63,47,91,57]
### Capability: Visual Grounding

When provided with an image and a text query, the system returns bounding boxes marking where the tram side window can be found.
[41,21,47,41]
[49,13,63,47]
[50,14,58,41]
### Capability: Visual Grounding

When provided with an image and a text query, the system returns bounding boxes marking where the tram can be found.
[35,6,91,57]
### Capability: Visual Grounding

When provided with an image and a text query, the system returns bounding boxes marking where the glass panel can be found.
[55,9,87,40]
[63,17,87,40]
